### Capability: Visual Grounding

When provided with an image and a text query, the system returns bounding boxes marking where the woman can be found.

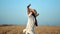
[23,4,39,34]
[27,4,39,26]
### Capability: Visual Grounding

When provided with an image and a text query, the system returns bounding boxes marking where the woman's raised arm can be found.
[27,4,31,14]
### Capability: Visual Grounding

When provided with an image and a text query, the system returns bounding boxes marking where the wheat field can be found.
[0,25,60,34]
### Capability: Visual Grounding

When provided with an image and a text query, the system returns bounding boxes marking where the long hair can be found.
[32,13,38,26]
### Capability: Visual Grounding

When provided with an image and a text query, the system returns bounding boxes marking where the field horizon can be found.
[0,24,60,34]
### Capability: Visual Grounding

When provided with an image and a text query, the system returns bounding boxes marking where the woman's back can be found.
[26,12,35,31]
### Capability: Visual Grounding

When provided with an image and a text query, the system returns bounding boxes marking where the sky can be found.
[0,0,60,26]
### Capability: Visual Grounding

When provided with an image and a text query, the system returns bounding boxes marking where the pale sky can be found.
[0,0,60,26]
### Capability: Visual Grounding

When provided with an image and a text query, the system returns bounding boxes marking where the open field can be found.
[0,25,60,34]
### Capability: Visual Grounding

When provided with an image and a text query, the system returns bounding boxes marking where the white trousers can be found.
[23,29,34,34]
[26,31,34,34]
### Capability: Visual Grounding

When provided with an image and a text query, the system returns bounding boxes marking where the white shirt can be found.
[26,12,35,31]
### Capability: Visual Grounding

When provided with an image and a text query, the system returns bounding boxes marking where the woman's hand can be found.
[27,4,31,8]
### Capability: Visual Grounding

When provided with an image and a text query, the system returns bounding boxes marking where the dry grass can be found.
[0,25,60,34]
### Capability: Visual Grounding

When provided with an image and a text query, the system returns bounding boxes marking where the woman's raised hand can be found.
[27,4,31,8]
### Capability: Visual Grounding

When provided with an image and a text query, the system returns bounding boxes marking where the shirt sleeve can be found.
[28,12,32,16]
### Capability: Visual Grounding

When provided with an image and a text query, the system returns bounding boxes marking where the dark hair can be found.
[32,13,36,17]
[32,13,38,26]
